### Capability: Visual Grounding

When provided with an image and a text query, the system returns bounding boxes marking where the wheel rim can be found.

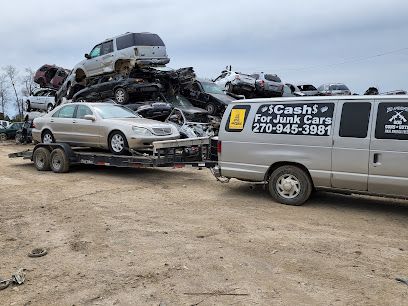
[111,134,124,152]
[43,133,53,144]
[276,174,301,199]
[206,104,215,114]
[115,89,125,103]
[36,152,45,168]
[52,155,62,171]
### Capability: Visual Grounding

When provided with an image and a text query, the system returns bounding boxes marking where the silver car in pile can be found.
[32,102,180,154]
[317,83,351,96]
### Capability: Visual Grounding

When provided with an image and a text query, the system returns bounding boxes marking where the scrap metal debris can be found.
[395,277,408,286]
[0,269,26,291]
[28,248,48,258]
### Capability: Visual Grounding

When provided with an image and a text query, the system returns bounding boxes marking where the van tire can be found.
[268,165,312,206]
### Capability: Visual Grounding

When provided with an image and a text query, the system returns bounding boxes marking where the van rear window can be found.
[375,102,408,140]
[252,103,334,136]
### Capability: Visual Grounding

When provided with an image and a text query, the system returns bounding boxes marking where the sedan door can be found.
[331,101,373,191]
[49,104,77,142]
[71,105,101,146]
[368,100,408,196]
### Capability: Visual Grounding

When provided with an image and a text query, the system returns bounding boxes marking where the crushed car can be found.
[0,122,23,141]
[34,64,70,89]
[72,32,170,83]
[72,74,163,104]
[165,95,218,138]
[251,72,284,97]
[182,79,236,116]
[24,88,56,112]
[213,68,256,97]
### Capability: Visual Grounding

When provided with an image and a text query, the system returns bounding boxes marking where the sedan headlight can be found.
[132,126,153,136]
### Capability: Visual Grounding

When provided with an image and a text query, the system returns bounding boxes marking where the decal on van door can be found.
[375,102,408,140]
[225,105,251,132]
[252,103,334,136]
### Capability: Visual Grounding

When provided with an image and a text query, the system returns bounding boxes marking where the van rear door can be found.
[331,101,373,190]
[368,100,408,196]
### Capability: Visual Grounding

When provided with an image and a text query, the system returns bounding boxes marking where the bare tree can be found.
[21,67,38,97]
[2,65,23,118]
[0,72,10,118]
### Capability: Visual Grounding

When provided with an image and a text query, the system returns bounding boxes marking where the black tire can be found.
[108,131,128,155]
[268,165,312,206]
[50,148,70,173]
[26,100,31,112]
[114,88,129,104]
[226,83,234,93]
[33,147,51,171]
[205,103,216,115]
[0,133,7,141]
[41,130,55,144]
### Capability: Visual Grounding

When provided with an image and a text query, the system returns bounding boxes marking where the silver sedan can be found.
[32,102,180,154]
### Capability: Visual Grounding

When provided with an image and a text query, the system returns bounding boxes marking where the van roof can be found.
[231,95,408,104]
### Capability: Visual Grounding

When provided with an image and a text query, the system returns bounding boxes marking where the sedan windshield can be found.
[201,82,224,94]
[92,104,140,119]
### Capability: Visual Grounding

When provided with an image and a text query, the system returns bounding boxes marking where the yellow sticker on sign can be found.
[229,109,246,130]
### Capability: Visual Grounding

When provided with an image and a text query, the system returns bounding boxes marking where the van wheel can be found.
[50,148,70,173]
[268,165,312,206]
[33,147,51,171]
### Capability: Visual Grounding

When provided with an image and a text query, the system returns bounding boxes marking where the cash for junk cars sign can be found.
[252,103,335,136]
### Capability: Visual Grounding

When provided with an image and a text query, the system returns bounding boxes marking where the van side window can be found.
[375,102,408,140]
[339,102,371,138]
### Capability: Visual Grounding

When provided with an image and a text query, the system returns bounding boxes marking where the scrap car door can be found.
[368,99,408,196]
[331,101,373,191]
[84,44,103,75]
[100,40,114,74]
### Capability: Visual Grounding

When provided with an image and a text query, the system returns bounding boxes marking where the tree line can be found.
[0,66,37,121]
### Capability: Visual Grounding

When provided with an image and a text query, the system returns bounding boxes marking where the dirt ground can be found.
[0,142,407,306]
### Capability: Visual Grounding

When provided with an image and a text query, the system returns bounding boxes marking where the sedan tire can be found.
[42,130,55,144]
[205,103,216,115]
[108,131,128,155]
[0,133,7,141]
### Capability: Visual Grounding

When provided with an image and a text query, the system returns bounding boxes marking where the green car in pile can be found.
[0,122,23,141]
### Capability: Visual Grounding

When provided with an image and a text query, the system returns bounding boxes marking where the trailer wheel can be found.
[33,147,51,171]
[50,148,70,173]
[268,165,312,206]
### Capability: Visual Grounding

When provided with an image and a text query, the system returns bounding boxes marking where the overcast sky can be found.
[1,0,408,100]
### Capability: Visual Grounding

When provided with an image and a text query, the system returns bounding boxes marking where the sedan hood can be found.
[108,117,173,127]
[208,93,235,104]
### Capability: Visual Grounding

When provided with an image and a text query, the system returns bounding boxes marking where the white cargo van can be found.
[216,96,408,205]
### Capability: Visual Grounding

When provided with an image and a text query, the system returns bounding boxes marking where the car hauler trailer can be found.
[8,137,218,173]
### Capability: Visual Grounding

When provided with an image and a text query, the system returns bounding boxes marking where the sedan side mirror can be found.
[84,115,96,121]
[85,53,91,59]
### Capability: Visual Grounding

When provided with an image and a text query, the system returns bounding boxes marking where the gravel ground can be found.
[0,142,407,306]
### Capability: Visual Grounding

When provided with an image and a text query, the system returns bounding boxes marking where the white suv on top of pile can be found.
[73,32,170,82]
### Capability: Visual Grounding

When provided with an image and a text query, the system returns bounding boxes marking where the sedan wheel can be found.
[114,88,129,104]
[42,131,54,144]
[0,133,7,141]
[109,131,128,155]
[205,103,216,115]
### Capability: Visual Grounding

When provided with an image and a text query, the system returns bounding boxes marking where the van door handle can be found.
[373,153,381,166]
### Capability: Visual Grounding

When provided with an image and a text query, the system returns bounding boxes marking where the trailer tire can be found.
[268,165,312,206]
[50,148,70,173]
[33,147,51,171]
